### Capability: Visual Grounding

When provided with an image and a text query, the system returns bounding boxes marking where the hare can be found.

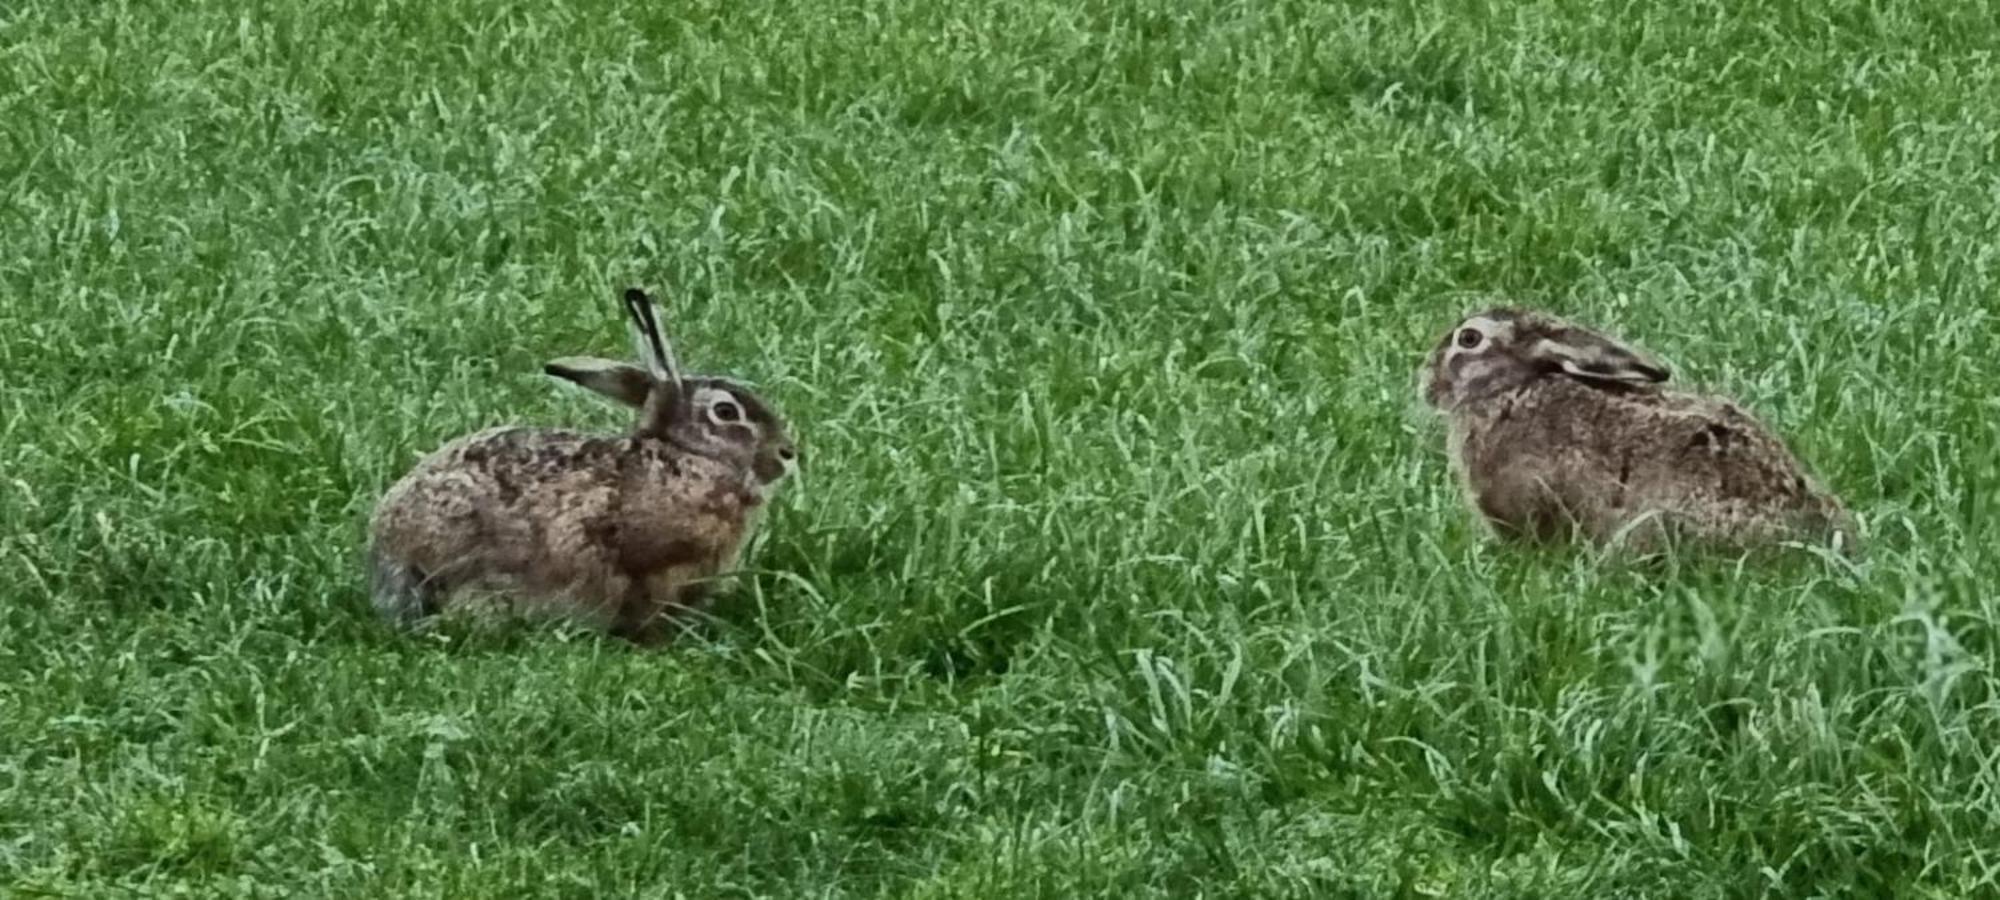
[367,287,799,644]
[1418,307,1856,555]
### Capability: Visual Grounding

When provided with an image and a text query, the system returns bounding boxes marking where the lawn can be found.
[4,0,1998,895]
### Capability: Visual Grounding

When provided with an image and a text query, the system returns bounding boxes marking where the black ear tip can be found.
[623,287,649,304]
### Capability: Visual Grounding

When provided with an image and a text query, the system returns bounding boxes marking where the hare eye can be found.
[711,400,743,423]
[777,446,796,461]
[1456,328,1483,349]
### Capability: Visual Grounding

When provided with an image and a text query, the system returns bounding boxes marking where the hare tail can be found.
[368,547,442,628]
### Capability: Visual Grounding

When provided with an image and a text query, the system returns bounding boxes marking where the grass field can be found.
[5,0,1999,895]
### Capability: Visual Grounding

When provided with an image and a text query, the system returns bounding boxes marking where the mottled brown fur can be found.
[1419,308,1856,554]
[367,289,796,643]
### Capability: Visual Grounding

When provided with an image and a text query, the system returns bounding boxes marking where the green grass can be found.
[3,0,1998,894]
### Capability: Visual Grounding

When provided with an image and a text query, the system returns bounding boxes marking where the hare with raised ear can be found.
[367,287,800,645]
[1418,308,1857,555]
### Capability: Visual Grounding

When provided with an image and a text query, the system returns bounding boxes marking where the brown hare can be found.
[1419,307,1856,555]
[368,288,798,645]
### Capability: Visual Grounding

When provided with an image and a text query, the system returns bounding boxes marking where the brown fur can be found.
[1419,308,1857,554]
[367,289,796,644]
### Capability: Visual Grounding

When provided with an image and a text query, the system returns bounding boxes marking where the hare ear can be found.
[623,288,683,392]
[1530,332,1670,385]
[544,357,654,407]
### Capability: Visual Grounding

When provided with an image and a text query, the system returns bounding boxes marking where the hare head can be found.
[1420,308,1671,412]
[544,288,799,494]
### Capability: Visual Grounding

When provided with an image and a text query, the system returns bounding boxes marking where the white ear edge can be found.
[1555,357,1656,384]
[1538,339,1669,384]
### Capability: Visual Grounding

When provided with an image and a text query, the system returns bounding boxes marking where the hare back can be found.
[1455,379,1850,547]
[368,426,763,630]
